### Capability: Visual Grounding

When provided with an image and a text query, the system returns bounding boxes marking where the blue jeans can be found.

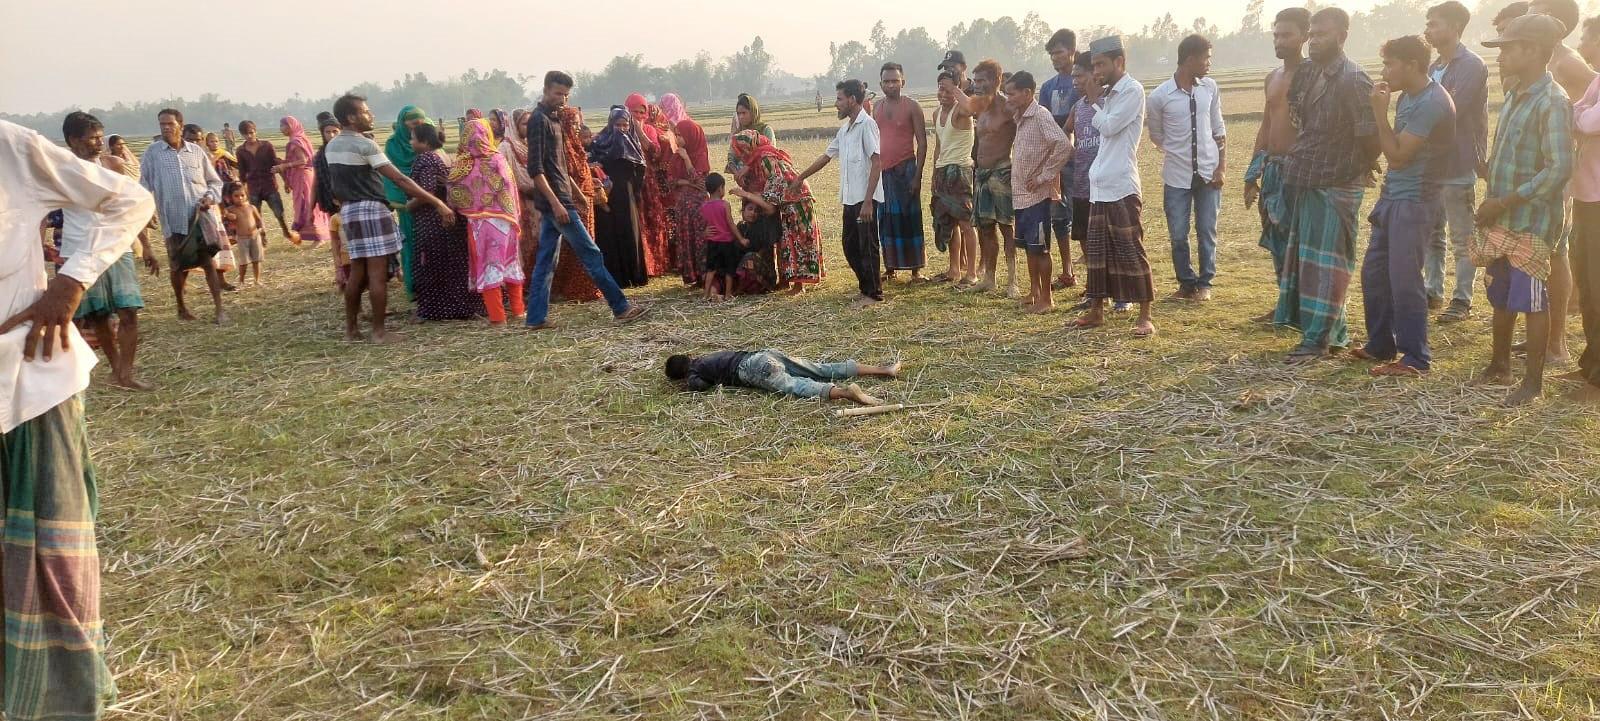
[1424,184,1476,306]
[524,204,631,326]
[1163,181,1220,290]
[1362,198,1434,369]
[736,351,858,399]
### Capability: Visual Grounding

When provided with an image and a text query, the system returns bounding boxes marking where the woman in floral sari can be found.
[726,130,820,292]
[670,107,711,285]
[553,106,603,301]
[448,118,525,324]
[275,116,330,246]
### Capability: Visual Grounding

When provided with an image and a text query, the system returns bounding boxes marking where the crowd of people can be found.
[10,1,1600,717]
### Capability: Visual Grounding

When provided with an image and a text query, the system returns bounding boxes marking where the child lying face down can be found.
[666,349,900,405]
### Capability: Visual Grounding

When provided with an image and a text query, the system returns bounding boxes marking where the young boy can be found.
[699,173,746,302]
[666,350,901,405]
[1476,15,1575,405]
[221,181,267,287]
[1355,36,1456,378]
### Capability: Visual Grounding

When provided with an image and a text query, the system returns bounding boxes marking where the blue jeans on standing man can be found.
[524,204,633,326]
[1362,197,1435,370]
[1424,184,1476,308]
[1163,178,1220,292]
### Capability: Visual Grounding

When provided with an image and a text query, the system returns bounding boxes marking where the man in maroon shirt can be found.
[874,62,929,282]
[234,120,298,243]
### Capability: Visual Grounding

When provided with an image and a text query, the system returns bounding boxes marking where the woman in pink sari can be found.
[447,118,526,324]
[274,116,330,246]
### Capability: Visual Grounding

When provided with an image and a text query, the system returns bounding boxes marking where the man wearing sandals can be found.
[1354,35,1457,378]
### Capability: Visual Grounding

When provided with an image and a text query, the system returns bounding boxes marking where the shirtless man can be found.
[968,59,1021,297]
[1245,7,1311,321]
[1529,0,1596,367]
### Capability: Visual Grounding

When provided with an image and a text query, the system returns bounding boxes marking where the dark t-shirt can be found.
[684,351,752,392]
[236,141,279,197]
[324,132,390,205]
[526,102,574,213]
[738,216,780,252]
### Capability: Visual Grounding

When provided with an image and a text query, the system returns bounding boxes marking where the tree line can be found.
[2,0,1517,139]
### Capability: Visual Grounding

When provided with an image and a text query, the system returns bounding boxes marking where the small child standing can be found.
[221,181,268,287]
[698,173,746,302]
[329,213,350,292]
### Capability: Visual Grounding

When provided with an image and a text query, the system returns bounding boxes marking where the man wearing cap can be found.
[1070,35,1156,337]
[1274,8,1380,364]
[938,51,977,97]
[1473,13,1574,405]
[1525,0,1595,367]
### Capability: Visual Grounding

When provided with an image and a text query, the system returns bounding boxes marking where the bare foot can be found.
[1566,383,1600,405]
[110,374,156,391]
[883,360,902,379]
[1027,302,1053,315]
[1005,283,1021,299]
[370,331,406,345]
[1470,368,1514,386]
[214,312,231,326]
[1132,319,1156,337]
[1503,383,1543,407]
[845,383,885,406]
[970,279,996,293]
[178,309,197,321]
[785,285,806,296]
[1553,369,1588,381]
[343,331,366,343]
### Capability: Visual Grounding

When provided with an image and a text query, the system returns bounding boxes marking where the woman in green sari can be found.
[384,105,431,298]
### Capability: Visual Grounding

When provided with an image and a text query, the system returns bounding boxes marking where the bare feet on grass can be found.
[1503,382,1543,407]
[1470,365,1514,387]
[843,383,885,406]
[1567,383,1600,405]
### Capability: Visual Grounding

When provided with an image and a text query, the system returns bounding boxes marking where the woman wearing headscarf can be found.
[205,133,238,183]
[659,93,689,126]
[589,106,650,287]
[448,118,526,324]
[406,123,480,321]
[670,108,711,285]
[384,105,431,298]
[732,93,775,141]
[500,108,541,274]
[727,130,821,292]
[625,94,672,276]
[273,116,330,246]
[552,106,603,302]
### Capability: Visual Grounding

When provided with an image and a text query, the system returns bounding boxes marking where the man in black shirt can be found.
[665,350,901,405]
[524,70,647,330]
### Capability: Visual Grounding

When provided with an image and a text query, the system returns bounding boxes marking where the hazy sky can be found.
[3,0,1382,114]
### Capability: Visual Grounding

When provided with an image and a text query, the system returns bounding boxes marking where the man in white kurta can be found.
[0,118,154,721]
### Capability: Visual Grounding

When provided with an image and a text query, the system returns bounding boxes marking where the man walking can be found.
[1147,33,1227,302]
[1474,14,1574,405]
[1276,8,1380,363]
[1071,36,1156,337]
[873,62,927,282]
[1246,8,1310,319]
[0,117,155,721]
[1424,1,1490,322]
[140,108,229,324]
[62,111,158,390]
[1039,29,1080,288]
[1355,35,1457,378]
[795,79,886,308]
[524,71,649,329]
[1005,71,1074,313]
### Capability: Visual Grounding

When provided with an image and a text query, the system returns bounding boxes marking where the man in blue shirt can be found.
[1038,28,1080,289]
[1423,0,1490,322]
[1357,35,1457,377]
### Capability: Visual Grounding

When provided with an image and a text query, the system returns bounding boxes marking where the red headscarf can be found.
[624,93,659,144]
[675,119,710,176]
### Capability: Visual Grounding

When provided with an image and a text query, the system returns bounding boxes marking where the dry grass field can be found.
[90,80,1600,720]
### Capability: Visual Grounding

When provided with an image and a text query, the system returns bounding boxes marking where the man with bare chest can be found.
[967,59,1021,296]
[1245,7,1310,319]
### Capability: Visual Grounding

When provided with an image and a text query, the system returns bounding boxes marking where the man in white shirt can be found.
[1072,36,1157,337]
[139,108,228,324]
[0,118,155,721]
[794,79,887,308]
[1147,34,1227,302]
